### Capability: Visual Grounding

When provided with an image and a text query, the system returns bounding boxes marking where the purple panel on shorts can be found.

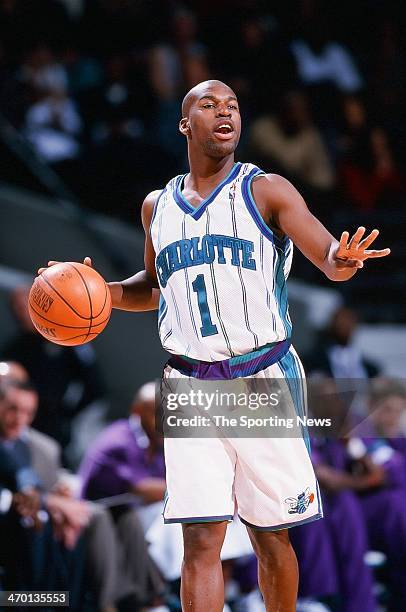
[168,339,291,380]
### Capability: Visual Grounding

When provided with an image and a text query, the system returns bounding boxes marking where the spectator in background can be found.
[79,382,167,610]
[366,18,406,134]
[1,286,108,468]
[346,431,406,612]
[304,306,380,380]
[220,14,297,121]
[148,7,210,161]
[0,361,141,612]
[249,90,335,191]
[0,369,90,605]
[290,4,363,95]
[337,96,405,211]
[80,105,177,222]
[289,3,363,131]
[367,380,406,457]
[291,434,378,612]
[18,44,68,95]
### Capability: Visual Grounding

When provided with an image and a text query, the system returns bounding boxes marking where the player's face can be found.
[187,86,241,158]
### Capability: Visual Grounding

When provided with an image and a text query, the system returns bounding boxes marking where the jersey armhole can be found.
[242,170,289,250]
[242,169,276,242]
[149,188,165,236]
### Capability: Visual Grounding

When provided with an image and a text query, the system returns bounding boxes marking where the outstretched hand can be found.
[333,227,390,269]
[37,257,93,276]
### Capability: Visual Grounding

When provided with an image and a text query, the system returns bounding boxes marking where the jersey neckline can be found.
[173,162,242,221]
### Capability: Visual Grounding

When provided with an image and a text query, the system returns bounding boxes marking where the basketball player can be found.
[40,80,390,611]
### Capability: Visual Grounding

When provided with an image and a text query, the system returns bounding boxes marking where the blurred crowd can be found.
[1,285,406,611]
[0,0,405,320]
[0,0,405,218]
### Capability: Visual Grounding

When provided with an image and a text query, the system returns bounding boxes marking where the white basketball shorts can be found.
[161,343,323,530]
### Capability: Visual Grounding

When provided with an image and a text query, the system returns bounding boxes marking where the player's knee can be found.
[251,529,293,568]
[183,523,225,563]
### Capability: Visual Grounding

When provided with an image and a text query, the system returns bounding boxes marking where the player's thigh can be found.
[164,436,237,520]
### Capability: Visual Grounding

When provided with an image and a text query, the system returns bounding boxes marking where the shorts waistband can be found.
[167,339,291,380]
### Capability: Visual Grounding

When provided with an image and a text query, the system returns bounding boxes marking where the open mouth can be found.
[214,123,235,140]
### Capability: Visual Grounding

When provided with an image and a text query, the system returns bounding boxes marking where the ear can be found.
[179,117,190,136]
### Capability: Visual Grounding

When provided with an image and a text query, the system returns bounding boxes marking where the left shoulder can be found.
[251,173,304,207]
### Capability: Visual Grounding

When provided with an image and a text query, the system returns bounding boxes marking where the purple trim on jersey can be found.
[167,338,291,380]
[241,167,275,242]
[173,162,242,220]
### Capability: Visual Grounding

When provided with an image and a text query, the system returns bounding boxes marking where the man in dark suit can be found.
[0,366,90,604]
[0,362,123,612]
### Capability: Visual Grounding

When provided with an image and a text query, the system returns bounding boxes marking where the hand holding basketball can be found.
[37,256,93,275]
[30,260,112,346]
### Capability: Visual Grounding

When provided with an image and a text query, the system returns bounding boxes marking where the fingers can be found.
[345,259,364,269]
[37,261,60,275]
[348,226,366,250]
[364,248,391,258]
[37,258,93,276]
[359,228,379,250]
[339,231,349,251]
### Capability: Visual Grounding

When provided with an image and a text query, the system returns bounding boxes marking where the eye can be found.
[203,103,215,109]
[229,104,238,110]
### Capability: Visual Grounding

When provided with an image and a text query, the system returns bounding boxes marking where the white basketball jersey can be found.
[150,162,293,361]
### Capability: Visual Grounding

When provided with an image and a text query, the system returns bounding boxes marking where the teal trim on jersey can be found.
[274,242,292,338]
[174,162,242,220]
[278,349,310,453]
[158,295,168,333]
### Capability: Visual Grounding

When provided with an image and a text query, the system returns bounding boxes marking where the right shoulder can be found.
[141,189,163,231]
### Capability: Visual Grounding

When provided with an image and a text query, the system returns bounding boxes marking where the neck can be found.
[187,149,235,193]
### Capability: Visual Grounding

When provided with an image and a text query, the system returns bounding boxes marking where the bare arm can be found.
[252,174,390,281]
[316,464,386,493]
[106,190,161,311]
[130,477,166,504]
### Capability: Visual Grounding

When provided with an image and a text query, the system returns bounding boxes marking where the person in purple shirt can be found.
[356,381,406,612]
[366,379,406,461]
[79,382,167,611]
[290,438,377,612]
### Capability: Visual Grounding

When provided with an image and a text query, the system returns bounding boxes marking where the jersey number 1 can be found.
[192,274,218,337]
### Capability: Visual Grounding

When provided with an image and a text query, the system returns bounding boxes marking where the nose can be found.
[216,104,231,117]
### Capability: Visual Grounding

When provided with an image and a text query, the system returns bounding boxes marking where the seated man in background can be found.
[290,435,378,612]
[1,286,108,469]
[0,361,148,612]
[249,90,335,192]
[366,379,406,457]
[0,363,89,607]
[79,382,167,610]
[353,380,406,612]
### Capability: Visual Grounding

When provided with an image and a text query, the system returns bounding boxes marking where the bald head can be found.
[181,80,237,117]
[0,361,30,384]
[134,381,156,406]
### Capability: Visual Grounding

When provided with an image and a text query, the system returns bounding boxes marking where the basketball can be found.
[28,262,112,346]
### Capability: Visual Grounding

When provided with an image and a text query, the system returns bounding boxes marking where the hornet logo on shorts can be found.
[285,487,315,514]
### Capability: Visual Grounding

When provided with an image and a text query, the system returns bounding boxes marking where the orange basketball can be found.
[28,262,112,346]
